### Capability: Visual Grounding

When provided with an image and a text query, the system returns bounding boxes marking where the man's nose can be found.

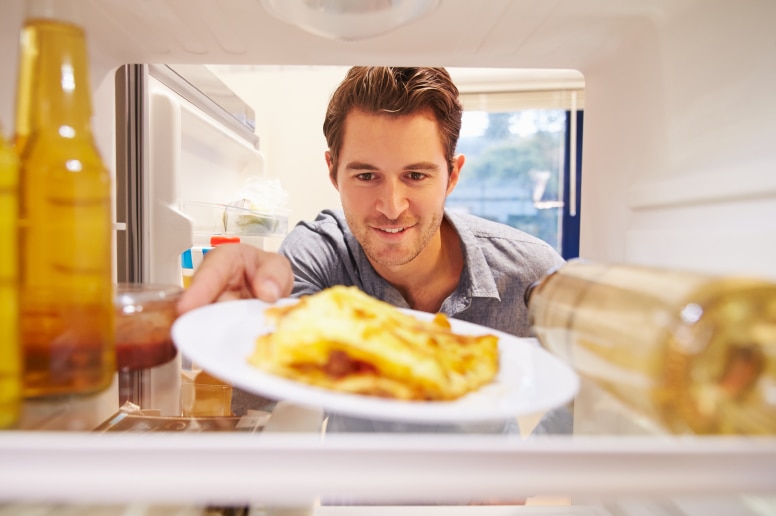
[376,179,409,220]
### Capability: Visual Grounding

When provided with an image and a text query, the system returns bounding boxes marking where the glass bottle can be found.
[525,259,776,435]
[16,4,115,398]
[0,125,21,427]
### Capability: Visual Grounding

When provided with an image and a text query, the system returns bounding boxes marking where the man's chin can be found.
[365,248,415,268]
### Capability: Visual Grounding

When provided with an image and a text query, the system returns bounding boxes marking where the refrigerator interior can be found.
[0,0,775,512]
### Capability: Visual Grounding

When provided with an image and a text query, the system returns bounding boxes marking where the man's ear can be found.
[326,150,338,190]
[446,154,465,196]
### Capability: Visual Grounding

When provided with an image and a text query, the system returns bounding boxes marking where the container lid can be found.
[114,283,183,311]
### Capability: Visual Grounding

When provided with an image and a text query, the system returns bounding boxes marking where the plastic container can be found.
[182,201,288,237]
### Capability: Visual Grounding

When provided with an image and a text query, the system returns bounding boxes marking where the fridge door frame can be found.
[114,63,260,285]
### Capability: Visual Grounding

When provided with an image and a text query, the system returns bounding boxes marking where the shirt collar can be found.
[444,209,501,301]
[344,209,502,306]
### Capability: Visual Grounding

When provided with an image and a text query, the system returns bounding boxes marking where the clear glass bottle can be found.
[0,125,21,427]
[525,259,776,435]
[16,4,115,398]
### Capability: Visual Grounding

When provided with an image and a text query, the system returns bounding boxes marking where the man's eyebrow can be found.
[343,161,441,172]
[344,161,379,171]
[403,162,440,171]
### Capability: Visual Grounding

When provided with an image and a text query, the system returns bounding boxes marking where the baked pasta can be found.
[248,286,499,401]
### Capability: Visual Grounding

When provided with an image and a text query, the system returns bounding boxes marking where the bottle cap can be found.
[181,249,193,269]
[210,235,241,246]
[25,0,82,25]
[524,264,564,307]
[523,280,539,307]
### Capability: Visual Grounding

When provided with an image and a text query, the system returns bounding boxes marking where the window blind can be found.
[459,89,585,112]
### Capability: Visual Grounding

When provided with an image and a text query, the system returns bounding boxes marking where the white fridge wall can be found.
[579,0,776,278]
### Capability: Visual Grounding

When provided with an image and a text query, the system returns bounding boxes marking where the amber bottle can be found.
[16,10,115,397]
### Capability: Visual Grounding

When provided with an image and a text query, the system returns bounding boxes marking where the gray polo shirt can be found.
[277,209,571,435]
[278,208,565,338]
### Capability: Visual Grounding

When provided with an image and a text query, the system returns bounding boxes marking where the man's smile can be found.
[380,227,406,234]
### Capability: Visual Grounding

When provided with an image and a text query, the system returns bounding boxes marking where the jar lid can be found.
[114,283,183,312]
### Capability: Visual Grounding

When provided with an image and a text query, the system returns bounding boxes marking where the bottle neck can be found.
[25,0,81,24]
[24,18,94,139]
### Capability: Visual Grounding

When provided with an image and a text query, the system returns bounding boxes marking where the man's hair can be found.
[323,67,463,177]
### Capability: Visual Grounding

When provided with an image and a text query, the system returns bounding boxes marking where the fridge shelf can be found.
[182,201,288,237]
[0,431,774,506]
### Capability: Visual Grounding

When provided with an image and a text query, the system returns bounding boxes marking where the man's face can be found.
[327,108,462,269]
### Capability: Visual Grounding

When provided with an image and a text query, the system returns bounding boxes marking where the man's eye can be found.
[356,172,375,181]
[408,172,426,181]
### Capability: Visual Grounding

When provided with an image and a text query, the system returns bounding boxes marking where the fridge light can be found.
[259,0,440,41]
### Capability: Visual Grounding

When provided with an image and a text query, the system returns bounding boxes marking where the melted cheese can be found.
[248,286,499,401]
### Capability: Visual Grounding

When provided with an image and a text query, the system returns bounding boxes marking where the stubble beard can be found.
[347,209,445,268]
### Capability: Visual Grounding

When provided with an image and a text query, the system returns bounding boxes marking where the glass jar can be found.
[115,283,183,416]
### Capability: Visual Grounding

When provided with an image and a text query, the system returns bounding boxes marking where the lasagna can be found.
[248,286,499,401]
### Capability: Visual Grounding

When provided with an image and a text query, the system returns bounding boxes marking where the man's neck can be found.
[373,219,464,313]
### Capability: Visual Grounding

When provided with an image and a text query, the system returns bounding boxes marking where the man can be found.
[180,67,563,337]
[178,67,569,434]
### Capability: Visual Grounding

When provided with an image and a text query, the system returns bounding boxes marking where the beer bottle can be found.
[0,124,21,427]
[16,3,115,397]
[525,259,776,435]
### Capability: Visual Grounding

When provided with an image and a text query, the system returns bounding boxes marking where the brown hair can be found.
[323,67,463,177]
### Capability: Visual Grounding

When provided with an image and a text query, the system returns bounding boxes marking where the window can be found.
[446,72,584,259]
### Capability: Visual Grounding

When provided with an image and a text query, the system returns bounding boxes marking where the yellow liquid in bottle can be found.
[0,129,21,427]
[18,18,115,398]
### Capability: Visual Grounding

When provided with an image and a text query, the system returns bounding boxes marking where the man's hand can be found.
[177,243,294,315]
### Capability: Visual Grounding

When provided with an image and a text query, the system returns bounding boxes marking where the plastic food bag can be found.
[225,177,289,235]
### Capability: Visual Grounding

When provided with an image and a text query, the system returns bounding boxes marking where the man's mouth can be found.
[380,227,405,234]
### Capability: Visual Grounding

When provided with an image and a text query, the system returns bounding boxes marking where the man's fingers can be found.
[247,250,293,302]
[177,245,245,314]
[177,244,293,315]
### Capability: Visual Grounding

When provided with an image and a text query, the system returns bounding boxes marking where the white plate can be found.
[171,299,579,424]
